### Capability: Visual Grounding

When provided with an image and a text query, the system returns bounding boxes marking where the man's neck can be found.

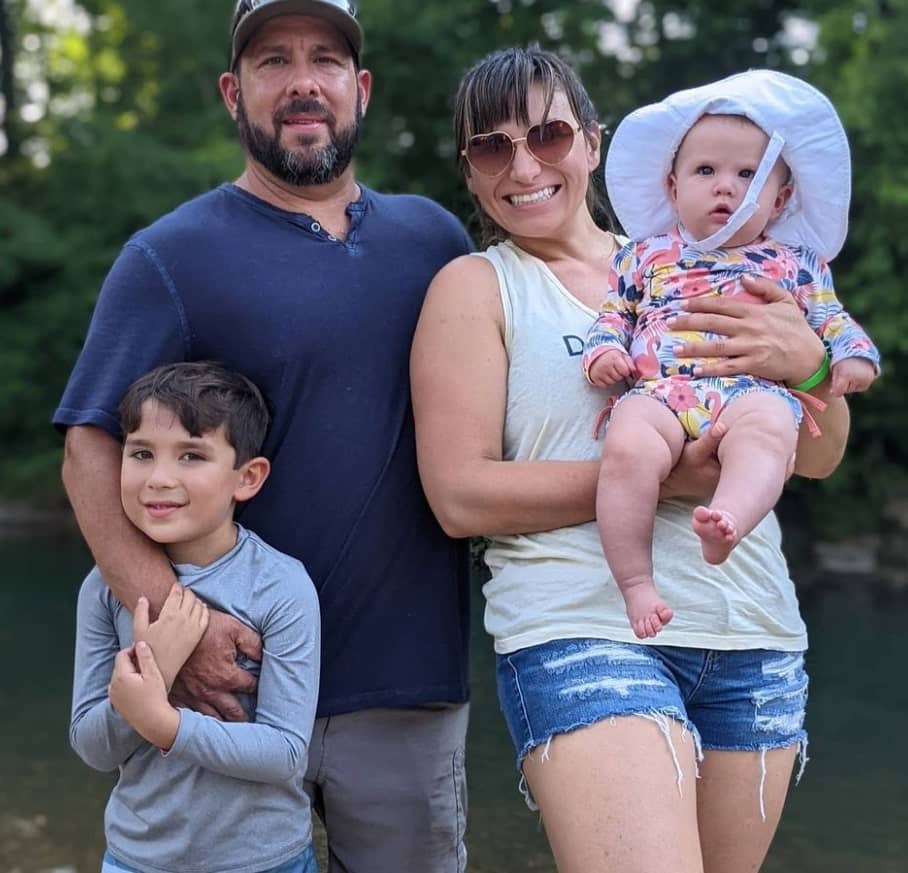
[235,162,361,239]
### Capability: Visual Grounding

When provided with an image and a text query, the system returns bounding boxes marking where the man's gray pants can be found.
[304,703,469,873]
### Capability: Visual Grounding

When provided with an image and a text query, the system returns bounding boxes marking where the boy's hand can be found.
[109,642,180,749]
[133,584,209,691]
[170,610,262,722]
[587,350,636,387]
[829,358,876,397]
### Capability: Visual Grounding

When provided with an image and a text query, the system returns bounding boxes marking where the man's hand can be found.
[670,274,826,384]
[660,421,726,501]
[133,584,209,691]
[109,642,180,749]
[169,608,262,722]
[587,349,636,387]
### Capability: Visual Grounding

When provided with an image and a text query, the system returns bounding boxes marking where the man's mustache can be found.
[275,99,336,129]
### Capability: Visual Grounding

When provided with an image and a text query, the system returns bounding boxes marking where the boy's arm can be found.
[163,568,321,785]
[70,575,146,771]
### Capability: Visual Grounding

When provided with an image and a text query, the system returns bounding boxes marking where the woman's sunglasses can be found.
[462,119,583,177]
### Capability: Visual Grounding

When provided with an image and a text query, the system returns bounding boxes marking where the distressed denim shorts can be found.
[497,638,808,808]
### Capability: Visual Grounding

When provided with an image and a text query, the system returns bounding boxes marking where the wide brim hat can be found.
[230,0,363,68]
[605,69,851,261]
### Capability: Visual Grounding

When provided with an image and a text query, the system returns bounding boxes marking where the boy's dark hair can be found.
[119,361,270,466]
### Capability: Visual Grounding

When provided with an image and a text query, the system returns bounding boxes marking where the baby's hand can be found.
[133,584,209,692]
[829,358,877,397]
[587,350,636,387]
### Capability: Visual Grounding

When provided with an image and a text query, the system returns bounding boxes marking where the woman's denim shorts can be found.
[497,638,808,809]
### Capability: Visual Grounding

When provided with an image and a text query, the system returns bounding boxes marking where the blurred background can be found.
[1,0,906,871]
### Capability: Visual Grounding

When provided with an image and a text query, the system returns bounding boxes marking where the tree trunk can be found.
[0,0,18,160]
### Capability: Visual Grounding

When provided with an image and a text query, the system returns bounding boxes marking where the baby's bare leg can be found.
[694,392,798,565]
[598,396,685,638]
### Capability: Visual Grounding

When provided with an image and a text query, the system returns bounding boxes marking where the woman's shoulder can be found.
[422,249,504,326]
[430,248,500,292]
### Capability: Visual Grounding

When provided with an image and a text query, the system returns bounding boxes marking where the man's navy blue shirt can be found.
[55,183,473,717]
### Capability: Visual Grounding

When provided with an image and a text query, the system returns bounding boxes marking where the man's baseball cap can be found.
[230,0,363,68]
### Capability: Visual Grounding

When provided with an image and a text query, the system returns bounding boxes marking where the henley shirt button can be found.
[311,222,321,233]
[328,235,337,242]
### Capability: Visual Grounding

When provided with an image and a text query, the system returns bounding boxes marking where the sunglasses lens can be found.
[527,120,576,164]
[467,133,513,175]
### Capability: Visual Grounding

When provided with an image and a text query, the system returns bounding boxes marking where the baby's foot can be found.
[692,506,740,565]
[132,584,210,690]
[622,578,675,639]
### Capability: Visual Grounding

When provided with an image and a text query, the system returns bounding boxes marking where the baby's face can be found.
[668,114,791,247]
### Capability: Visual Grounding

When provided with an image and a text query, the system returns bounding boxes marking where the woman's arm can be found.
[411,255,601,539]
[670,273,849,479]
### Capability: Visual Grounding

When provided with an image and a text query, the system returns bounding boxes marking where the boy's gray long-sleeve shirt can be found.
[70,525,320,873]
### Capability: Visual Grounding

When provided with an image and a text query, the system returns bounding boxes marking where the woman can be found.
[411,47,849,873]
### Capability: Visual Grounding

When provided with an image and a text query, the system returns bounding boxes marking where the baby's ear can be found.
[667,172,679,205]
[773,178,794,216]
[234,456,270,503]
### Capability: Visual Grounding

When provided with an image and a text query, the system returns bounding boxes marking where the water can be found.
[1,532,906,873]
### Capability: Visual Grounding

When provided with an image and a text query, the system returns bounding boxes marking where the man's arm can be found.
[62,425,262,720]
[63,425,174,611]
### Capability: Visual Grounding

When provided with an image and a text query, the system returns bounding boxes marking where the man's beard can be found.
[235,92,362,186]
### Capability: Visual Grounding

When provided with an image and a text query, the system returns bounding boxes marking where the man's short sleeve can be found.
[53,240,190,437]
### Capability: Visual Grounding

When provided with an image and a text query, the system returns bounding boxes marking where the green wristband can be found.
[789,352,831,392]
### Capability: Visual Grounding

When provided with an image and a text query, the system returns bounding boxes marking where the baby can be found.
[583,71,879,639]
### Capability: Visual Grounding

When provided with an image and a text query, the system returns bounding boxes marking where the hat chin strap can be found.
[679,131,786,251]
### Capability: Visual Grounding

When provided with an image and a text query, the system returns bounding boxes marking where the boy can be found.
[583,70,880,639]
[70,361,320,873]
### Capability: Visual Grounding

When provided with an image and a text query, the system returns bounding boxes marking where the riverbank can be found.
[0,500,76,538]
[4,498,908,597]
[3,532,906,873]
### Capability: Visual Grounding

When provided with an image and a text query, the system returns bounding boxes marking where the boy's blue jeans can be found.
[101,844,318,873]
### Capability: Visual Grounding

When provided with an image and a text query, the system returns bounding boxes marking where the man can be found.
[55,2,473,870]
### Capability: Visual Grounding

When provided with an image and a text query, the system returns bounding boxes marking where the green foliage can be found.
[776,0,908,537]
[0,0,905,539]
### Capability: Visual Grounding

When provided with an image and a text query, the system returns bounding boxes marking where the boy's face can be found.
[668,114,792,248]
[121,400,266,566]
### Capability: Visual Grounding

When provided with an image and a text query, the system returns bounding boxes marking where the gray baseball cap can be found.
[230,0,363,68]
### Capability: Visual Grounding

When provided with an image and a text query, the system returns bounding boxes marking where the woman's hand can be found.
[660,421,726,501]
[671,273,850,479]
[671,274,826,385]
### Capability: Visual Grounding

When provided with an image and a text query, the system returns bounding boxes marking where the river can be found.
[1,531,905,872]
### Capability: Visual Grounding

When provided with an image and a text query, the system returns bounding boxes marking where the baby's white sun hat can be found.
[605,69,851,260]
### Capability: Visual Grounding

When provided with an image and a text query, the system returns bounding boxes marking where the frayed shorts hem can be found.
[496,638,809,812]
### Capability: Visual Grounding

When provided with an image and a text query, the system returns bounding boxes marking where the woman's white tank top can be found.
[477,239,807,654]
